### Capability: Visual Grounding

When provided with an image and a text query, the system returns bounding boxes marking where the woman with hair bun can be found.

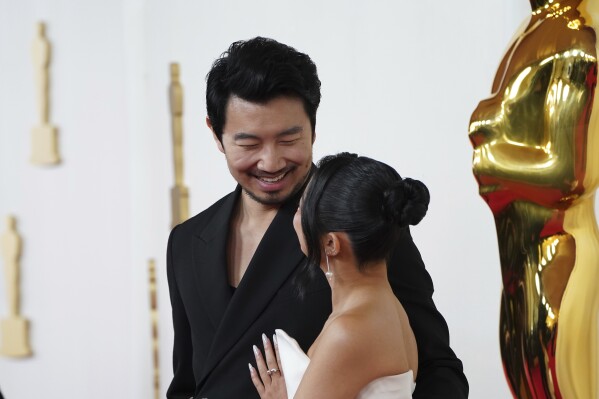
[250,153,429,398]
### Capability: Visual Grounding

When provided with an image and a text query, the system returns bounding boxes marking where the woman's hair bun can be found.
[382,178,430,227]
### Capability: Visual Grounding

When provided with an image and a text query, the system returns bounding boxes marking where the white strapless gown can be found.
[275,329,415,399]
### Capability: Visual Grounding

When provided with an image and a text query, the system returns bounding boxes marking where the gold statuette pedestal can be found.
[31,125,59,164]
[0,318,32,357]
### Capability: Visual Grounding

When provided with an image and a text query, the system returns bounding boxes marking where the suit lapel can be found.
[200,192,304,381]
[192,189,238,330]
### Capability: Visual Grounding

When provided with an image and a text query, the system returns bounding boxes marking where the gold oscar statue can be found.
[31,21,60,165]
[148,259,160,399]
[169,63,189,228]
[0,215,32,357]
[470,1,599,397]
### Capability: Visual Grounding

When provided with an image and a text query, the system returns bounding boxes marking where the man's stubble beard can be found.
[242,168,311,206]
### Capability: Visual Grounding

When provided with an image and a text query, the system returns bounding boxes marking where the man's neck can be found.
[226,191,285,287]
[237,190,280,229]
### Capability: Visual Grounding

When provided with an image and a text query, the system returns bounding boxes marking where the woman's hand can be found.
[249,333,287,399]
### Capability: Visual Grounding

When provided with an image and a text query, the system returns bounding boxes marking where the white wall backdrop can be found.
[0,1,568,398]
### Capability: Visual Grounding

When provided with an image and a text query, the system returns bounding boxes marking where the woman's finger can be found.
[253,344,272,386]
[248,363,265,397]
[262,333,280,377]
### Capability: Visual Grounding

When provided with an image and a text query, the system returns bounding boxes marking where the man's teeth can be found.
[259,173,286,183]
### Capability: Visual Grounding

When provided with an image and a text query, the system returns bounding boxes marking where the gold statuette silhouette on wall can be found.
[469,1,599,397]
[31,22,60,166]
[169,63,189,228]
[148,259,160,399]
[0,215,32,357]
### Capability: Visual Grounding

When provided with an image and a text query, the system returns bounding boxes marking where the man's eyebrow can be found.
[277,126,303,137]
[233,132,258,140]
[233,126,304,141]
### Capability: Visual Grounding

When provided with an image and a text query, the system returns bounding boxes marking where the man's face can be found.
[213,95,314,206]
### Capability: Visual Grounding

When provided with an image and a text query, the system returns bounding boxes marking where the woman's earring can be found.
[325,254,333,280]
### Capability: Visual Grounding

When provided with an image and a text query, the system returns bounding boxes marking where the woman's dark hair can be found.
[300,153,430,283]
[206,37,321,142]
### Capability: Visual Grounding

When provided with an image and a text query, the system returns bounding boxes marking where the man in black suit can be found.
[166,37,468,398]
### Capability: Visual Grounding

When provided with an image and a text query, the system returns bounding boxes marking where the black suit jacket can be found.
[167,186,468,398]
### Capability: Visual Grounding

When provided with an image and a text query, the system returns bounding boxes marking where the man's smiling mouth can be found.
[257,172,288,183]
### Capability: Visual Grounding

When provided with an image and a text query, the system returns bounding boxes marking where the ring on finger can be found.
[266,368,280,376]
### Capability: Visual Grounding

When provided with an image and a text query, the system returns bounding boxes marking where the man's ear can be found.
[207,116,225,154]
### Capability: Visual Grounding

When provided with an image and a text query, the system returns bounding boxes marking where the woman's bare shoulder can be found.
[296,314,381,398]
[315,310,390,368]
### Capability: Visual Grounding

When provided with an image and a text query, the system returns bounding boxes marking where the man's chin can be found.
[243,188,289,206]
[242,181,307,206]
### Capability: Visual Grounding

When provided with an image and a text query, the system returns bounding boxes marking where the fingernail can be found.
[253,345,259,356]
[273,334,278,346]
[248,363,253,372]
[262,333,268,345]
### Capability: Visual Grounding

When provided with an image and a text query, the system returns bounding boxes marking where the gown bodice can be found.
[275,329,415,398]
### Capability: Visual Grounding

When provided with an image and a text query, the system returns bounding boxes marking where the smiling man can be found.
[166,37,468,398]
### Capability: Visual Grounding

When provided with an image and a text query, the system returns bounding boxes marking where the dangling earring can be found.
[325,254,333,280]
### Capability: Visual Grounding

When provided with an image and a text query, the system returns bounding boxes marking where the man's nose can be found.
[257,145,285,172]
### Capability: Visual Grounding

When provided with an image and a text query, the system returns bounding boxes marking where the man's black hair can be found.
[206,37,321,142]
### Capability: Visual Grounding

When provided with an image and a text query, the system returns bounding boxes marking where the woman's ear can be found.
[322,232,341,256]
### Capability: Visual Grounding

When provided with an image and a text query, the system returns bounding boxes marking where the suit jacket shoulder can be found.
[172,188,238,240]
